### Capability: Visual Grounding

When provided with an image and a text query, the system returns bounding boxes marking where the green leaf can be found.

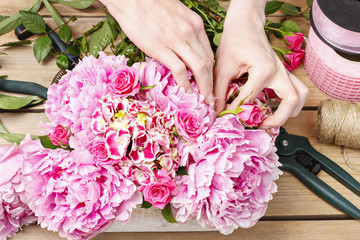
[59,25,72,42]
[0,94,39,109]
[307,0,313,6]
[0,16,5,22]
[49,0,95,9]
[39,135,62,149]
[282,20,301,33]
[0,52,6,55]
[0,121,10,134]
[0,0,42,35]
[161,203,177,223]
[67,44,80,56]
[141,201,152,209]
[56,54,68,69]
[106,12,120,39]
[280,3,300,16]
[20,10,46,34]
[213,32,222,46]
[33,35,52,62]
[304,9,311,19]
[1,40,32,47]
[77,36,89,54]
[43,0,64,26]
[176,166,188,176]
[0,75,8,79]
[88,20,113,57]
[0,133,26,144]
[265,1,284,15]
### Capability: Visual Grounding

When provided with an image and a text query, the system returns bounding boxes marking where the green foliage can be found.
[43,0,65,26]
[161,203,177,223]
[0,94,42,109]
[0,0,42,35]
[59,25,72,42]
[56,54,69,69]
[265,1,284,15]
[141,201,153,209]
[176,166,188,176]
[20,11,46,34]
[279,3,301,16]
[1,40,32,47]
[282,20,301,33]
[48,0,95,9]
[33,35,52,62]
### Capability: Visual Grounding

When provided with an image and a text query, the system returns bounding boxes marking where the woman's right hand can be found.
[101,0,215,105]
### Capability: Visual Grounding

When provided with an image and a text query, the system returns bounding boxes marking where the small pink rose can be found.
[175,110,203,142]
[49,124,71,146]
[90,138,110,163]
[139,170,176,209]
[108,66,140,97]
[237,103,266,127]
[284,33,304,51]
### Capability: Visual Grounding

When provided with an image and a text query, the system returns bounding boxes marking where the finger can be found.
[171,41,213,104]
[197,28,215,61]
[213,56,240,114]
[288,73,309,117]
[155,48,192,92]
[261,84,299,128]
[228,67,266,109]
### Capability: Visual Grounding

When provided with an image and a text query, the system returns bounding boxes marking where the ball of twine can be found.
[316,99,360,149]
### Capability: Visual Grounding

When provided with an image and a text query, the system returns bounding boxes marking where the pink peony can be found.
[108,66,140,97]
[139,169,177,209]
[21,148,142,240]
[284,32,304,51]
[49,124,71,146]
[237,103,266,128]
[171,115,281,234]
[0,135,43,239]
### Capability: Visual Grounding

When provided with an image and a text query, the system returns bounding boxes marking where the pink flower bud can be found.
[284,32,304,51]
[237,103,266,128]
[281,50,304,72]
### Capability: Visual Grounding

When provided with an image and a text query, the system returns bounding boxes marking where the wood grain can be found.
[11,220,360,240]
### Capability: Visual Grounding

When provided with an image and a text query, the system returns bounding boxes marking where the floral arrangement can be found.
[0,52,281,239]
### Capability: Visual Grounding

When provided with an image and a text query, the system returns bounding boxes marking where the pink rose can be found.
[282,50,304,72]
[175,110,203,142]
[108,66,140,97]
[90,138,111,163]
[263,88,277,99]
[284,32,304,51]
[49,124,71,146]
[139,169,177,209]
[237,103,266,127]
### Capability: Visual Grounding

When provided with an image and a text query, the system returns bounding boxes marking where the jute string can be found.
[317,99,360,172]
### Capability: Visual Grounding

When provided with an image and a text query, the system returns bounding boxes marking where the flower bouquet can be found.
[0,52,281,240]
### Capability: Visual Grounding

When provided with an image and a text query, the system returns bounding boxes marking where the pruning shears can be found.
[0,25,79,100]
[276,127,360,219]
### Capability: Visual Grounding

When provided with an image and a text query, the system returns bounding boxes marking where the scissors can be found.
[276,127,360,219]
[0,25,79,100]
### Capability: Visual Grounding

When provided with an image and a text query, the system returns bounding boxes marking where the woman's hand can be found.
[214,0,308,128]
[101,0,215,105]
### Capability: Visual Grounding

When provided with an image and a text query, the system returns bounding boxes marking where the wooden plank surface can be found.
[11,220,360,240]
[1,0,360,239]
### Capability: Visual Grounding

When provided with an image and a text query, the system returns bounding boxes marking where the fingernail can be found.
[208,94,215,107]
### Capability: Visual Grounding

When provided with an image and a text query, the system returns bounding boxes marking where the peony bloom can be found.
[171,115,281,235]
[0,135,43,239]
[237,103,266,128]
[49,124,71,146]
[284,32,304,51]
[21,148,142,240]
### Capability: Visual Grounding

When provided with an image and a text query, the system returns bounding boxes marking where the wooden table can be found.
[1,0,360,239]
